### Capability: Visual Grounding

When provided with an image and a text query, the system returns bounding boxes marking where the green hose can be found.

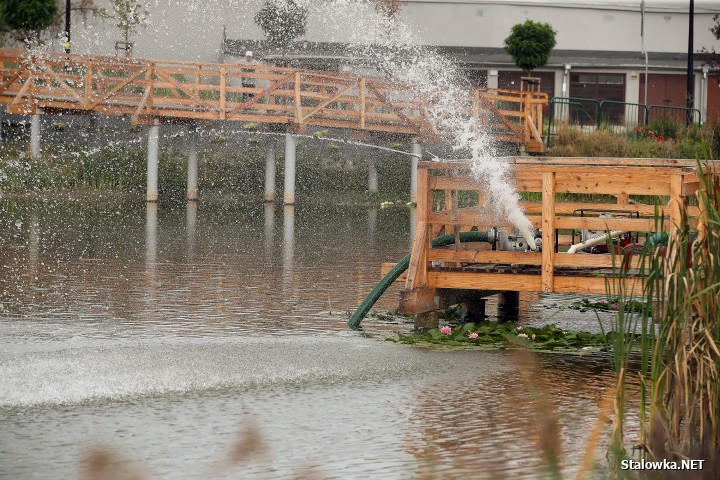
[348,231,489,330]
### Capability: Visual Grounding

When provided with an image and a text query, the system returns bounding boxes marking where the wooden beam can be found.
[669,174,684,228]
[541,171,556,292]
[86,67,146,110]
[294,71,302,123]
[301,81,355,120]
[427,271,643,295]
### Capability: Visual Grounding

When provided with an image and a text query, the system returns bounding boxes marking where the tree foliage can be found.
[108,0,149,44]
[700,13,720,71]
[0,0,57,41]
[503,20,557,74]
[254,0,307,51]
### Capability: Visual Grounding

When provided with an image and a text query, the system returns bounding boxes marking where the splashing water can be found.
[297,0,538,249]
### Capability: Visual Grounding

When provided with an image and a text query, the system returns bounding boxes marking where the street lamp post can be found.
[64,0,71,53]
[687,0,695,123]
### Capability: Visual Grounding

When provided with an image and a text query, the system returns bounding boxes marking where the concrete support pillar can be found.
[283,133,296,205]
[368,157,379,193]
[497,291,520,321]
[414,311,439,330]
[409,205,417,249]
[146,122,160,202]
[264,141,277,202]
[30,112,42,159]
[186,126,199,201]
[411,140,421,203]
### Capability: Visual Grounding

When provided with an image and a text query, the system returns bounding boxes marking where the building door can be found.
[569,73,625,123]
[640,74,690,123]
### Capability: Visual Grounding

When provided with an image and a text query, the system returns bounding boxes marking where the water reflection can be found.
[145,203,158,268]
[186,201,197,255]
[264,203,275,257]
[0,198,637,479]
[282,204,295,299]
[367,207,377,240]
[28,214,40,276]
[406,351,623,479]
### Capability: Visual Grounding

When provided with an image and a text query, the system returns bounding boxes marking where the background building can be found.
[12,0,720,121]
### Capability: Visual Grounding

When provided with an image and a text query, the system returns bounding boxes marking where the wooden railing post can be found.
[294,71,302,123]
[145,62,154,112]
[406,167,431,289]
[669,174,684,229]
[219,65,226,120]
[541,171,556,292]
[523,93,531,147]
[84,60,93,108]
[359,77,366,129]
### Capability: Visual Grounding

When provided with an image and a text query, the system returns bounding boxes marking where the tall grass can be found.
[606,159,720,478]
[548,122,719,160]
[646,163,720,468]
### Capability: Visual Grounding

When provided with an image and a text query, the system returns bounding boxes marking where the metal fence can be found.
[546,97,703,147]
[648,105,702,124]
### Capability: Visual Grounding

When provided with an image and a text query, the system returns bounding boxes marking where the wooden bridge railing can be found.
[398,157,715,314]
[0,49,547,151]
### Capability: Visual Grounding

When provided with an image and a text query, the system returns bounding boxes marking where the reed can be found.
[646,161,720,469]
[605,156,720,478]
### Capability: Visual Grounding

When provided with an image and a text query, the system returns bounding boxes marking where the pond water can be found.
[0,195,635,479]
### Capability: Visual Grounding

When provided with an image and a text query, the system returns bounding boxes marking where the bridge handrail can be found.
[0,49,547,151]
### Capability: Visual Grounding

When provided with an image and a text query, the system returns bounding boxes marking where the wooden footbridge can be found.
[380,157,717,328]
[0,49,546,149]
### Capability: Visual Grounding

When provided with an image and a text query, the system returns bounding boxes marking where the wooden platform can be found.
[0,49,546,152]
[397,157,717,315]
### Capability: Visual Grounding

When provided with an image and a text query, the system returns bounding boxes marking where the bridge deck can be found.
[397,157,717,316]
[0,50,546,152]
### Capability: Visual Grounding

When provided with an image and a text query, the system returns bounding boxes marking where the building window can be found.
[498,71,555,97]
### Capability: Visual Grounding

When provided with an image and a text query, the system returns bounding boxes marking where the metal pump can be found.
[488,227,542,252]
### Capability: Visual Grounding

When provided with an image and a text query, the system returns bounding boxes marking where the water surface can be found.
[0,196,632,479]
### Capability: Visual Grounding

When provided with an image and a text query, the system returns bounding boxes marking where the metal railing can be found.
[546,97,703,147]
[648,105,702,124]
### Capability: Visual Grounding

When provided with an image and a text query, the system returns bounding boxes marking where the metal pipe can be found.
[566,231,624,254]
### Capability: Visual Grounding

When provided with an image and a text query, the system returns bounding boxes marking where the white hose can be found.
[566,231,624,254]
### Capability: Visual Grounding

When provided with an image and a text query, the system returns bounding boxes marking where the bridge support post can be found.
[411,140,421,203]
[368,157,378,193]
[497,291,520,321]
[283,133,296,205]
[147,121,160,202]
[186,126,199,201]
[264,141,277,202]
[30,112,42,159]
